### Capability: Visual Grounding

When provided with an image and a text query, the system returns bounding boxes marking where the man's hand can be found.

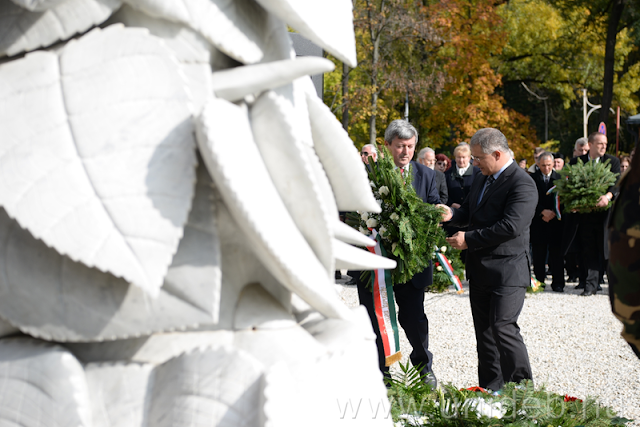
[446,231,467,250]
[437,204,452,222]
[541,209,556,223]
[596,194,611,208]
[451,203,461,209]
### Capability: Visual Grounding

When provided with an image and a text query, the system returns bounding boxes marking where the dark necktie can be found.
[544,175,549,184]
[478,175,495,205]
[486,175,495,188]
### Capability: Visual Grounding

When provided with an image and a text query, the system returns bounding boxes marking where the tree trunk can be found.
[369,90,378,145]
[341,62,349,131]
[599,0,626,127]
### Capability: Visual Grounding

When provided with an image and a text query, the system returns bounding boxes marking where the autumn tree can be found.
[496,0,640,153]
[415,0,537,159]
[325,0,445,147]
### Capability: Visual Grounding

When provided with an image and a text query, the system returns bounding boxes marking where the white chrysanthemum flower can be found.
[437,266,443,271]
[390,212,399,221]
[378,186,389,196]
[441,246,447,253]
[359,226,370,235]
[366,217,378,228]
[379,225,387,237]
[360,212,369,221]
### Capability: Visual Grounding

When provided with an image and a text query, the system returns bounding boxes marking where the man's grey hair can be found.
[509,149,515,159]
[574,137,588,149]
[469,128,510,154]
[362,143,377,154]
[384,119,418,144]
[418,147,435,159]
[538,151,554,162]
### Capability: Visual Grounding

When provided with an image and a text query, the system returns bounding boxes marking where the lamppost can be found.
[582,89,614,138]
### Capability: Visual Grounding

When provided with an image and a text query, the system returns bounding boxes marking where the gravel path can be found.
[336,274,640,425]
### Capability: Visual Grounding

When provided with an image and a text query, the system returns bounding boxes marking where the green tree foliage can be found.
[324,0,539,159]
[496,0,640,155]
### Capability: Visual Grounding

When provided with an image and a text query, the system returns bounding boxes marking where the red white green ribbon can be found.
[367,229,402,366]
[546,185,562,220]
[435,249,464,294]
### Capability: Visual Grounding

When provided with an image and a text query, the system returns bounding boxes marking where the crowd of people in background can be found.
[359,132,629,296]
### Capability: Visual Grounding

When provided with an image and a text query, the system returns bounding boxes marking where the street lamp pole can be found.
[582,89,615,137]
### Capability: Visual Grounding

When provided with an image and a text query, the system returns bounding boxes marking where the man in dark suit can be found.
[418,147,448,204]
[439,128,537,391]
[530,152,564,292]
[563,132,620,296]
[357,119,440,387]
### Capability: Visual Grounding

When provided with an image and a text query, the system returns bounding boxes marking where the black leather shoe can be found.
[551,287,564,293]
[597,285,602,291]
[575,283,585,290]
[345,278,357,286]
[422,371,438,390]
[580,289,597,296]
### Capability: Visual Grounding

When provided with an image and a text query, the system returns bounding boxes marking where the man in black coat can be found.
[357,119,440,387]
[530,152,564,292]
[563,132,620,296]
[440,128,537,391]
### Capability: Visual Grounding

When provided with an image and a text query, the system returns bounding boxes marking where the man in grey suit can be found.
[439,128,538,391]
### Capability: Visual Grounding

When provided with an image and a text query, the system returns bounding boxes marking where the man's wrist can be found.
[605,193,612,202]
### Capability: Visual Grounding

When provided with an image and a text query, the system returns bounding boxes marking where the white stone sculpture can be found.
[0,0,395,425]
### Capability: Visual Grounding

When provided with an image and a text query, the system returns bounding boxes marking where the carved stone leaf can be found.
[107,4,215,115]
[149,346,264,427]
[196,97,353,320]
[84,362,154,427]
[9,0,68,11]
[253,0,356,67]
[332,220,375,248]
[0,338,92,427]
[0,315,19,338]
[250,83,334,275]
[305,86,381,213]
[0,0,121,57]
[121,0,271,64]
[0,25,196,295]
[333,239,397,271]
[0,161,219,342]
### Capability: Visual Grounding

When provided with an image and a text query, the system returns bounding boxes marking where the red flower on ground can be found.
[564,395,582,402]
[463,386,487,393]
[435,262,440,267]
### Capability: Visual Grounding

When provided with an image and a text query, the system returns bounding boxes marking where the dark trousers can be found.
[579,214,606,293]
[357,277,432,377]
[469,284,532,391]
[565,250,586,283]
[532,239,565,289]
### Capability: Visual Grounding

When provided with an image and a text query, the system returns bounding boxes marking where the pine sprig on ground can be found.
[388,364,633,426]
[553,158,618,214]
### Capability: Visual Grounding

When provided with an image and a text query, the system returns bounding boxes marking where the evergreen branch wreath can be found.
[553,158,619,214]
[347,147,446,287]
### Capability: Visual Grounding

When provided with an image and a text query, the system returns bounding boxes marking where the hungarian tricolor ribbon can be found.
[434,247,464,294]
[546,185,562,220]
[367,229,402,366]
